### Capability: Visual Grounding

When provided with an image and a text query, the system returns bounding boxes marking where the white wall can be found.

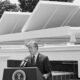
[0,45,80,79]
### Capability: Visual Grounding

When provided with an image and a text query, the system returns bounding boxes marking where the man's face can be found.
[27,44,38,56]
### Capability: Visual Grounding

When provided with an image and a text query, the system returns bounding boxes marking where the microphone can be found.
[20,59,29,67]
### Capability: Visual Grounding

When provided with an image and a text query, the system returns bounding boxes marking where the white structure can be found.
[0,56,9,80]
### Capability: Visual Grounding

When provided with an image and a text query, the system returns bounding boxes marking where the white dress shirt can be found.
[31,52,39,63]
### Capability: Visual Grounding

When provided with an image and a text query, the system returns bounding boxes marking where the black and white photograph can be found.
[0,0,80,80]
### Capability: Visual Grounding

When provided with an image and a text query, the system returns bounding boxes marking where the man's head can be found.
[25,40,38,56]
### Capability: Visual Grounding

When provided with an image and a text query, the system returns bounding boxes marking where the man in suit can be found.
[20,40,52,80]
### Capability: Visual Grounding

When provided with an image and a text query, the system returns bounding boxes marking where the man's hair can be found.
[25,40,38,50]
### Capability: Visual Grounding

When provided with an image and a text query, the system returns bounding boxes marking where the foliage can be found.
[0,0,21,18]
[18,0,39,12]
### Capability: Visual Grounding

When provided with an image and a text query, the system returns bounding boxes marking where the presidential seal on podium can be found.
[12,70,26,80]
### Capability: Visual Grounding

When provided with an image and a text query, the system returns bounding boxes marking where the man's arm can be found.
[44,57,52,73]
[43,57,52,80]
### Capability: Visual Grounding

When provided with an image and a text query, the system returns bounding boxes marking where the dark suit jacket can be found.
[21,53,52,75]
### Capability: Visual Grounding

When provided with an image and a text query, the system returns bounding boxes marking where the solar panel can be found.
[22,1,79,32]
[0,11,31,35]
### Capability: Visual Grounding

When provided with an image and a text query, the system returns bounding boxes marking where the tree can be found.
[18,0,39,12]
[0,0,21,18]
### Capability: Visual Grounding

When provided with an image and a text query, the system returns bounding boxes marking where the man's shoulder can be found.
[39,53,48,59]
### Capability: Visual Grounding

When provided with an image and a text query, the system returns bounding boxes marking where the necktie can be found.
[32,56,35,66]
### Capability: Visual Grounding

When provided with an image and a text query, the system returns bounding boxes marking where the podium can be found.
[2,67,44,80]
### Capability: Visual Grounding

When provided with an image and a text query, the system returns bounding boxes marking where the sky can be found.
[73,0,80,5]
[10,0,18,4]
[9,0,19,4]
[0,0,80,5]
[0,0,19,4]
